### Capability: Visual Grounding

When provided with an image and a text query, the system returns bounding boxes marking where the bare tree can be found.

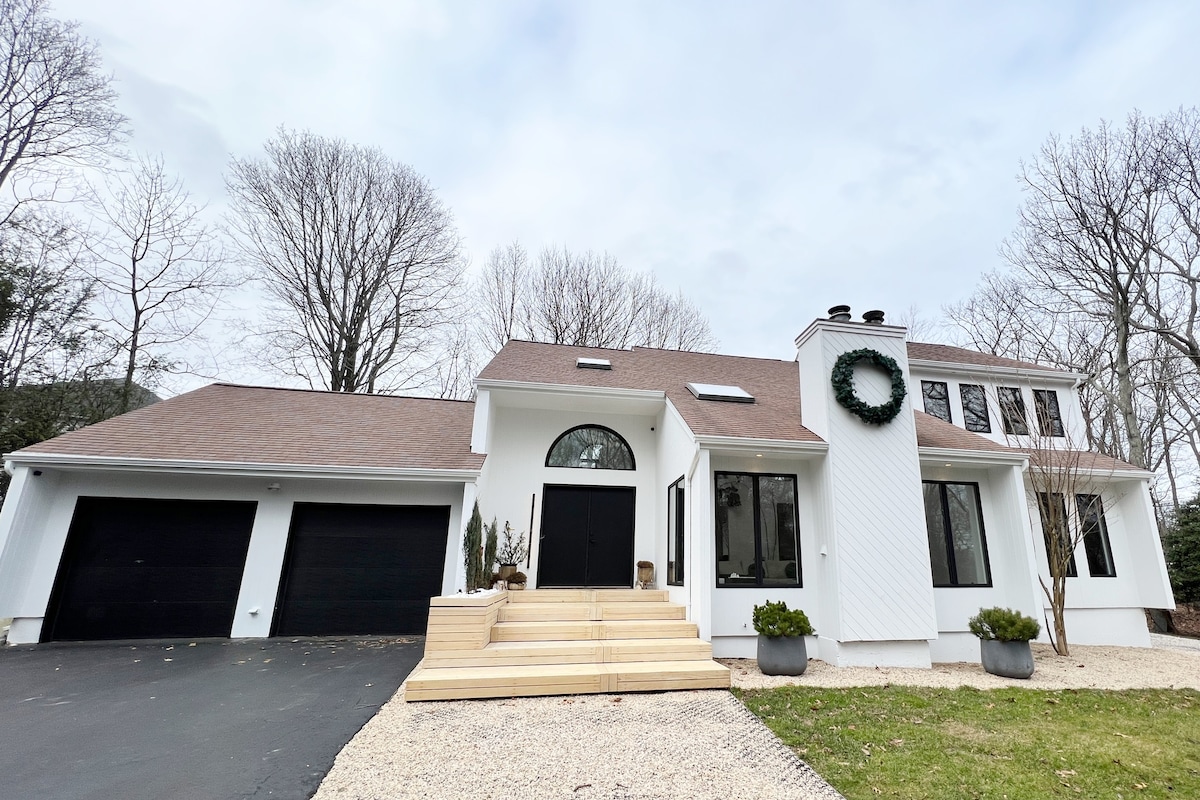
[227,129,464,393]
[0,0,126,220]
[476,242,717,354]
[89,155,231,411]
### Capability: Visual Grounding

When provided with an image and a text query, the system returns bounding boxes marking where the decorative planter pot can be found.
[507,581,526,591]
[498,564,518,580]
[980,638,1034,679]
[637,565,654,586]
[756,634,808,676]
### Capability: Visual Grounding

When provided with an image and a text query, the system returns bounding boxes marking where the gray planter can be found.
[756,634,808,676]
[980,638,1034,679]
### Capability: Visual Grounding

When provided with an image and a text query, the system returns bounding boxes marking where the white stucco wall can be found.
[654,402,697,610]
[0,468,467,644]
[476,404,659,588]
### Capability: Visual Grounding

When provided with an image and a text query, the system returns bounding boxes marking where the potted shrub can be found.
[506,571,527,590]
[752,600,814,676]
[496,522,528,580]
[636,560,654,587]
[968,606,1040,679]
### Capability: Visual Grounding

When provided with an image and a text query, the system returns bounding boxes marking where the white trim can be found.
[794,318,906,348]
[694,435,828,457]
[908,358,1084,384]
[2,453,481,482]
[918,446,1029,467]
[474,378,665,403]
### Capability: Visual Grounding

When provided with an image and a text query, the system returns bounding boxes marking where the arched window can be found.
[546,425,636,470]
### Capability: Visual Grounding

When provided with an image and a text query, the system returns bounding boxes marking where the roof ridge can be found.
[207,383,476,404]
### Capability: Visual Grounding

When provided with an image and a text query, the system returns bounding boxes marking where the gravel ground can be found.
[726,638,1200,691]
[313,687,845,800]
[314,638,1200,800]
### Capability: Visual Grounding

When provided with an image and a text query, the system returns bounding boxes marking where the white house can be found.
[0,309,1175,667]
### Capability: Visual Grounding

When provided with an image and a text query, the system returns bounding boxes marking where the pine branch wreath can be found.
[831,348,907,425]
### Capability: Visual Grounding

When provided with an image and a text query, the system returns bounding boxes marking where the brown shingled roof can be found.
[12,384,484,472]
[913,411,1013,453]
[907,341,1073,375]
[1023,448,1149,474]
[478,341,822,443]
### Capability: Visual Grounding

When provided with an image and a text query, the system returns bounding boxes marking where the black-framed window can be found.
[999,387,1029,435]
[921,381,952,423]
[546,425,635,470]
[1033,389,1065,437]
[715,472,800,587]
[1076,494,1116,577]
[922,481,992,587]
[1037,492,1078,577]
[667,477,685,586]
[960,384,991,433]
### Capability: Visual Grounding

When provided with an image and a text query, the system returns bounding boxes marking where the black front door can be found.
[537,486,635,587]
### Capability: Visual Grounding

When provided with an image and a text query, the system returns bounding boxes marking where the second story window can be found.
[999,387,1029,436]
[960,384,991,433]
[1033,389,1065,437]
[921,381,951,423]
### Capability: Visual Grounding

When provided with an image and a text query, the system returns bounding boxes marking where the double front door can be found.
[537,485,635,587]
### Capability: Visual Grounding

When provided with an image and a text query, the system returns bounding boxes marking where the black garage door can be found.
[43,497,258,642]
[272,503,449,636]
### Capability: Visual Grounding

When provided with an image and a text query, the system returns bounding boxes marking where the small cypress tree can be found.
[464,501,484,592]
[483,517,499,585]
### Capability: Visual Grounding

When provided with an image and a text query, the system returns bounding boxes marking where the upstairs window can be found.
[999,387,1029,436]
[921,381,952,423]
[1033,389,1065,437]
[546,425,635,470]
[960,384,991,433]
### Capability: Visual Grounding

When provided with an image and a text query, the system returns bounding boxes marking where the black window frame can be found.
[999,387,1029,436]
[922,480,993,587]
[714,472,801,588]
[921,380,952,423]
[545,424,636,470]
[959,383,992,433]
[667,476,685,586]
[1033,389,1066,437]
[1037,492,1078,577]
[1075,493,1117,578]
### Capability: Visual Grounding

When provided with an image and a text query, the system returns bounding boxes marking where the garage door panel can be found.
[273,503,449,636]
[43,498,257,642]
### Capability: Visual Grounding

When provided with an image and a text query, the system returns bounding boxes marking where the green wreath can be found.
[831,348,907,425]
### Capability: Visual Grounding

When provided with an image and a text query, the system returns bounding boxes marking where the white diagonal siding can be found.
[797,322,937,642]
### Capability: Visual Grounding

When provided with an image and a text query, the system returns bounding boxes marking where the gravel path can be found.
[727,639,1200,691]
[313,687,844,800]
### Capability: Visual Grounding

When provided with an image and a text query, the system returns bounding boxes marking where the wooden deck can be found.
[406,589,730,701]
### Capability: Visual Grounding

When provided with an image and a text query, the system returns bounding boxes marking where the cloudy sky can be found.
[54,0,1200,384]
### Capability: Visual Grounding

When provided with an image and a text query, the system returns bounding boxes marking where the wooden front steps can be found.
[406,589,730,701]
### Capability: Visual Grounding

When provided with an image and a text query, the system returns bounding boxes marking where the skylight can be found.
[686,382,755,403]
[576,357,612,370]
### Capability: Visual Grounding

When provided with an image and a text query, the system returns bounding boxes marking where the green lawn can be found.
[735,685,1200,799]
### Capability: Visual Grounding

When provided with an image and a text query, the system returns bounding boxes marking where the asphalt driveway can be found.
[0,637,423,800]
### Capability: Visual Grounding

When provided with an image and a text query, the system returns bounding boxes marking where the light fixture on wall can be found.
[266,482,281,492]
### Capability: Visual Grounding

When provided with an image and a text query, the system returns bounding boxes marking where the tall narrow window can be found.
[546,425,635,470]
[715,473,800,587]
[921,381,952,423]
[1033,389,1065,437]
[667,477,685,586]
[960,384,991,433]
[999,387,1029,436]
[923,481,991,586]
[1076,494,1116,577]
[1037,492,1077,577]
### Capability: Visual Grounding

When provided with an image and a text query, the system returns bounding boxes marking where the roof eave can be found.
[908,358,1085,384]
[918,446,1029,467]
[474,378,665,402]
[694,435,828,458]
[4,453,482,482]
